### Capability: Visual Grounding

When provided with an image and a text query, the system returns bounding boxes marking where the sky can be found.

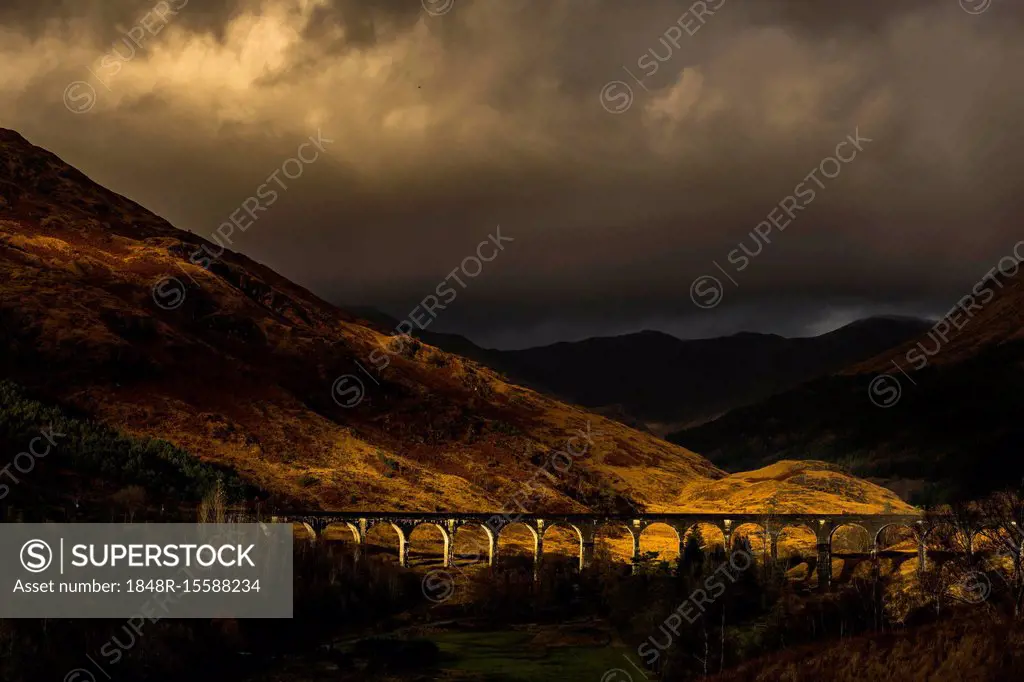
[1,0,1022,349]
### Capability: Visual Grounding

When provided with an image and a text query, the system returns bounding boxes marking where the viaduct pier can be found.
[271,511,934,589]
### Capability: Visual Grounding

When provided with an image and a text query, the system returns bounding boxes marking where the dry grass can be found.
[673,460,914,513]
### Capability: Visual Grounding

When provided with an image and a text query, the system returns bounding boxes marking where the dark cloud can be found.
[1,0,1022,348]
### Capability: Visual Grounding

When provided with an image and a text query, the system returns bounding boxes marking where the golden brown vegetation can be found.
[0,127,911,515]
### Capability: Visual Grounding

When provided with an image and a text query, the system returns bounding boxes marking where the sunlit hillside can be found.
[0,127,912,515]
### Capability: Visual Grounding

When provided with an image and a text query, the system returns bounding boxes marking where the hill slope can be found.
[670,268,1024,503]
[0,128,910,514]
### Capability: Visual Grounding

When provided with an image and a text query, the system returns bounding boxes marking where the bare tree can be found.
[925,485,1024,619]
[198,480,228,524]
[111,485,147,522]
[975,485,1024,618]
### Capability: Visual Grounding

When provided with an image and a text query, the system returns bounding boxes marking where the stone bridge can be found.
[271,511,940,589]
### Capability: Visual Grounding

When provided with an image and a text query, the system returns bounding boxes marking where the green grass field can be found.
[429,630,634,681]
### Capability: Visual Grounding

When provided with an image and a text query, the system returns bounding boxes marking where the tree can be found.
[926,484,1024,619]
[759,494,782,574]
[110,485,146,522]
[682,529,705,577]
[198,479,228,524]
[975,485,1024,618]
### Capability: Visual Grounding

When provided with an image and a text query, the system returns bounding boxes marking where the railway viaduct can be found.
[271,511,943,589]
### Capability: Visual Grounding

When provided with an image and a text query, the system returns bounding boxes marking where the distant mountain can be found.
[668,270,1024,504]
[384,316,929,435]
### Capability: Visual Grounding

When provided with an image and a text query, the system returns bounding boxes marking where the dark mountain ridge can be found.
[364,309,929,434]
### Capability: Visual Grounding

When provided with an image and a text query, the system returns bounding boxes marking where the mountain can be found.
[669,268,1024,503]
[379,316,928,435]
[0,127,911,514]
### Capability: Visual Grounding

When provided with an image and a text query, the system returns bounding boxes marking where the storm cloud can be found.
[1,0,1021,347]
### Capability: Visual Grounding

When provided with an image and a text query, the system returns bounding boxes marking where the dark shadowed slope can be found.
[670,268,1024,503]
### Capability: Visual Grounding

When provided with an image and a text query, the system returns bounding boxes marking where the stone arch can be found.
[775,523,817,561]
[829,523,872,553]
[541,522,583,541]
[922,522,970,554]
[408,522,452,569]
[294,521,318,541]
[496,521,540,569]
[541,522,583,547]
[683,522,727,552]
[323,521,361,544]
[541,523,584,567]
[824,523,873,587]
[638,522,682,565]
[593,520,638,565]
[970,525,1017,555]
[731,522,769,557]
[874,523,918,552]
[497,521,539,546]
[364,520,408,565]
[452,522,496,567]
[365,519,407,538]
